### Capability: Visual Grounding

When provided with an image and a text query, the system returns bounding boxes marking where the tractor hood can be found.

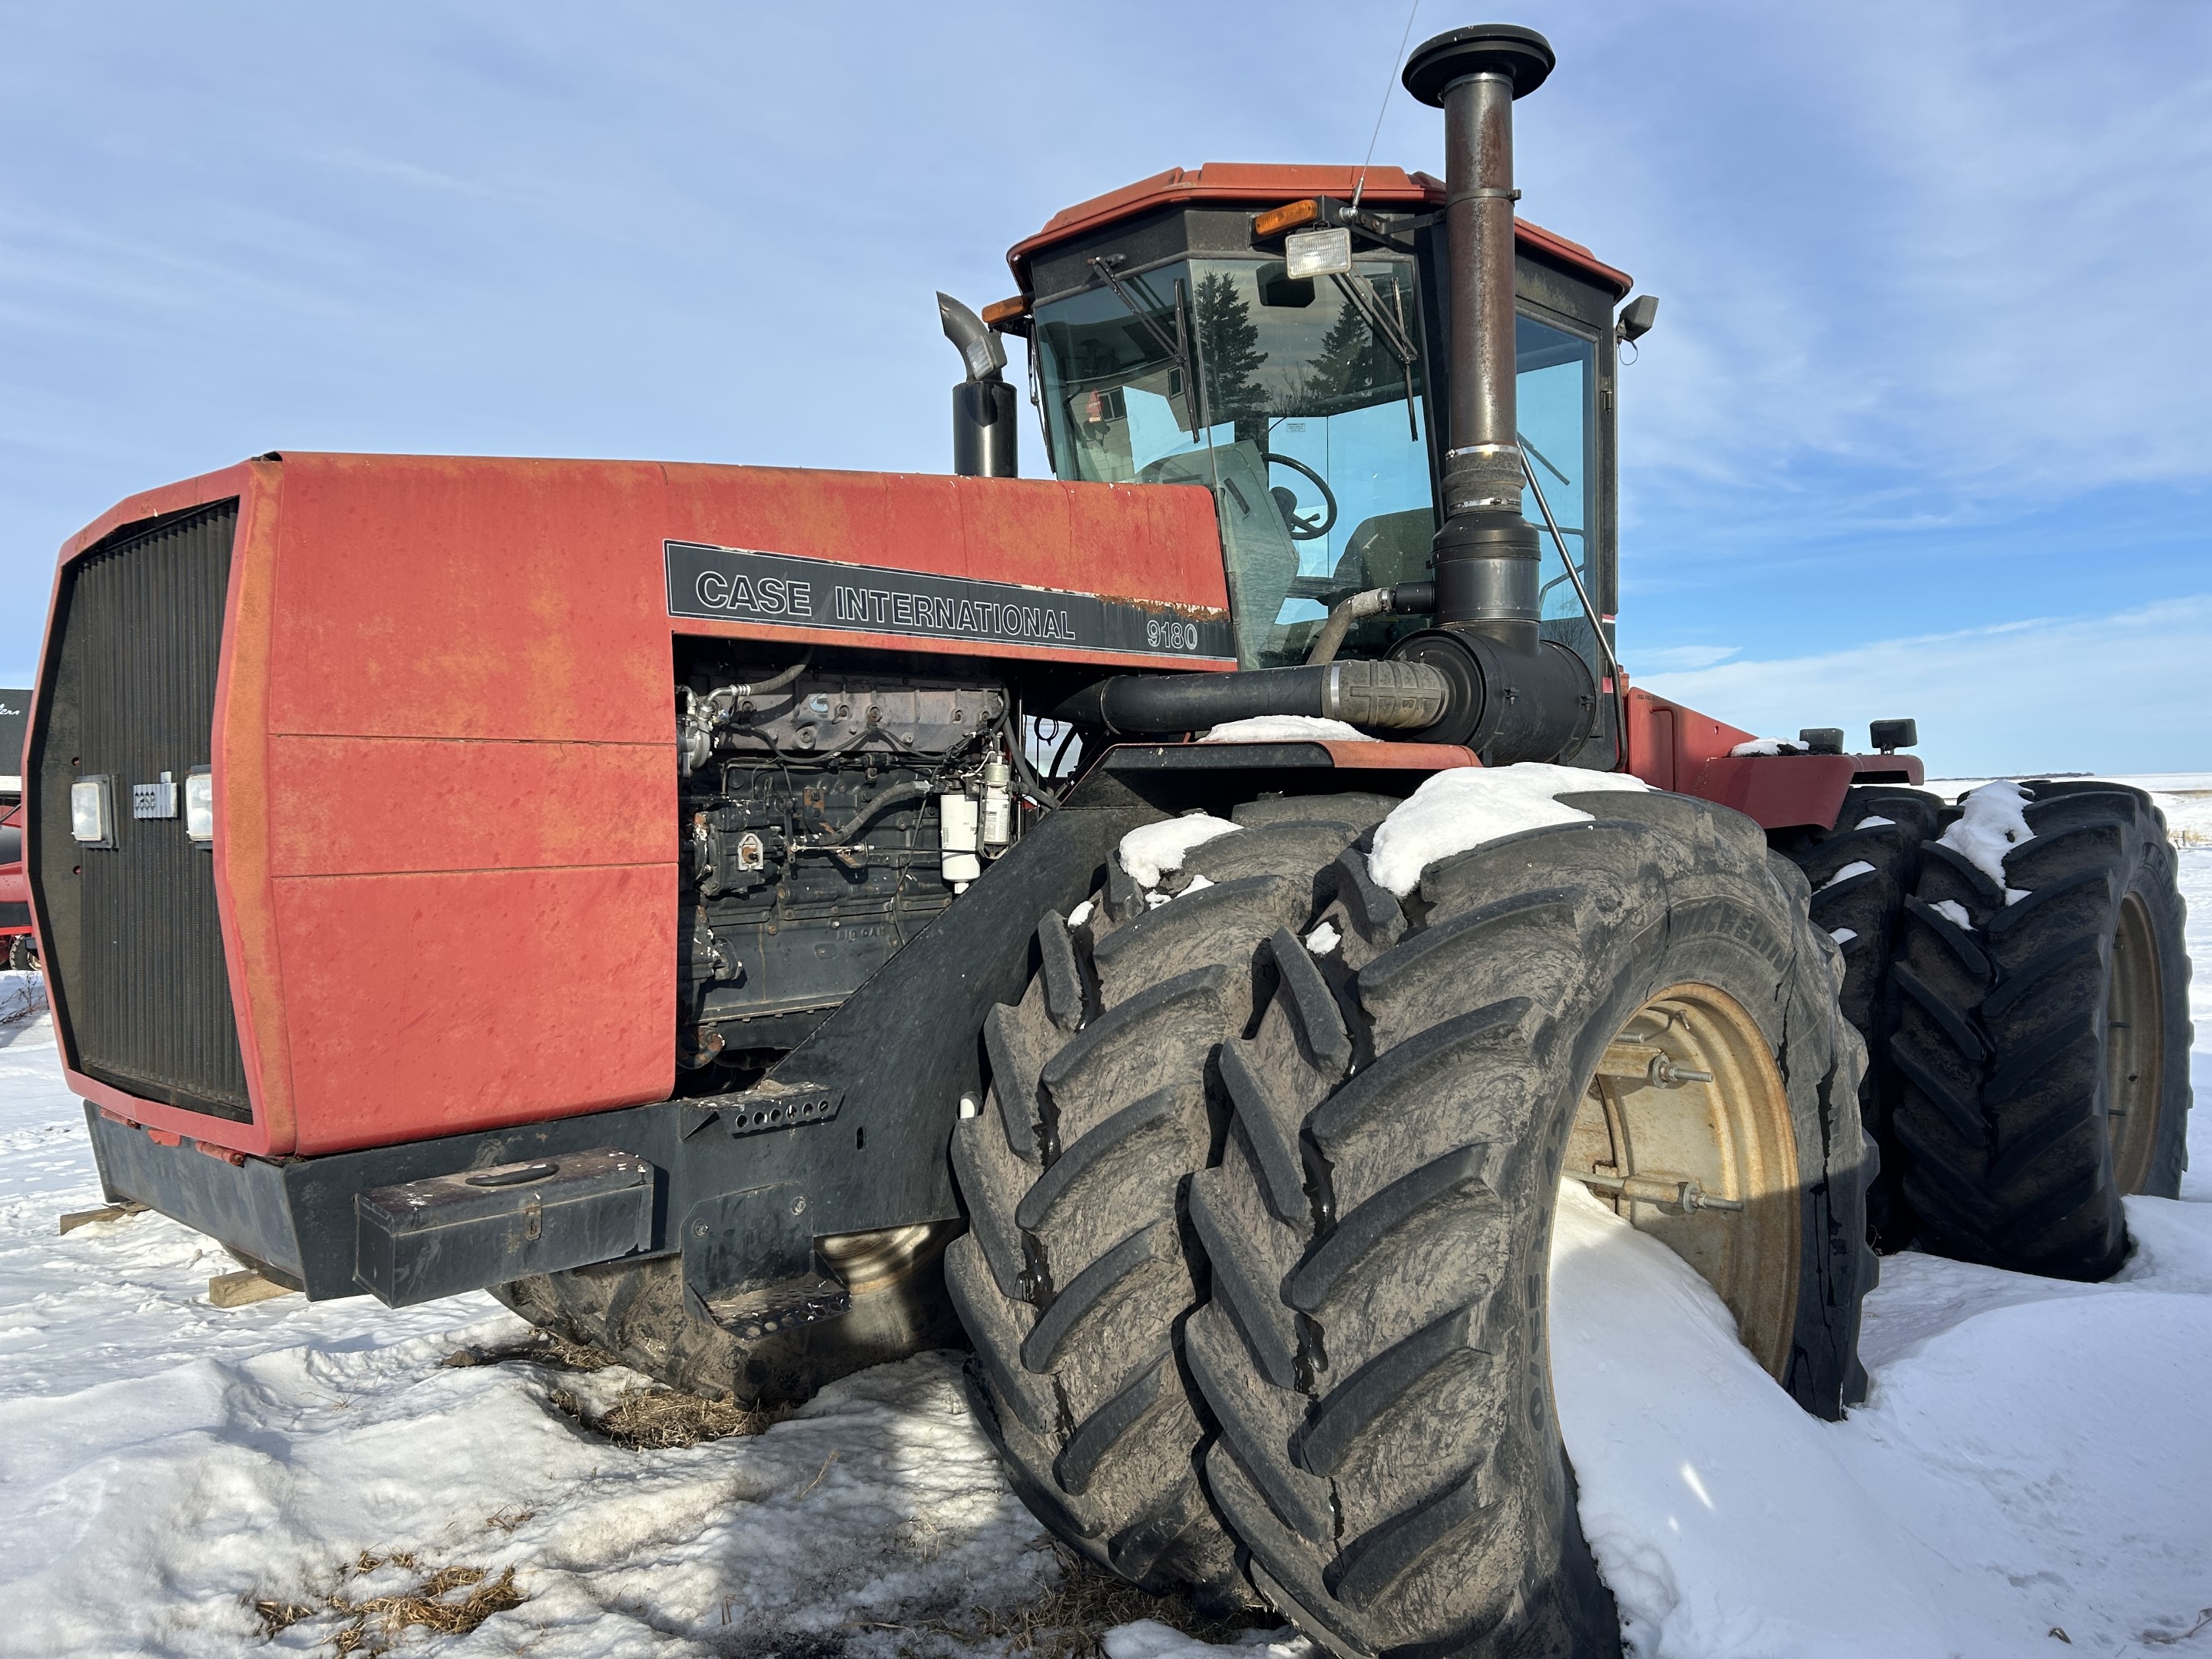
[23,455,1230,1159]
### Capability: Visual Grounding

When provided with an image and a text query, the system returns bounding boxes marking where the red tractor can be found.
[2,687,33,972]
[17,25,2190,1657]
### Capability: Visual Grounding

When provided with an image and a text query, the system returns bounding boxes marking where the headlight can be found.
[70,776,115,847]
[184,767,214,845]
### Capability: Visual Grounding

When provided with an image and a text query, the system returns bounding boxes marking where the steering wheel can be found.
[1259,450,1338,541]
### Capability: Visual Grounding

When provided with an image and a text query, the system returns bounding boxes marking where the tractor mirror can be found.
[1284,227,1353,280]
[1257,263,1316,309]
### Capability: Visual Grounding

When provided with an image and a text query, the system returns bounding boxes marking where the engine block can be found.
[674,654,1012,1078]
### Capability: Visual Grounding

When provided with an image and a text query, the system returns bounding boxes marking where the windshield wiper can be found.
[1087,257,1207,432]
[1330,272,1421,439]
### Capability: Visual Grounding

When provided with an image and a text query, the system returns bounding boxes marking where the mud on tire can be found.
[493,1220,962,1404]
[1889,781,2193,1280]
[946,792,1398,1607]
[1186,790,1874,1658]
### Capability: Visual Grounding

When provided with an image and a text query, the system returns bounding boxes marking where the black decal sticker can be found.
[665,541,1235,661]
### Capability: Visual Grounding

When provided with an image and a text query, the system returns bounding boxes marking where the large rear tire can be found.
[1186,790,1873,1658]
[1889,781,2192,1279]
[1773,785,1943,1249]
[947,793,1396,1607]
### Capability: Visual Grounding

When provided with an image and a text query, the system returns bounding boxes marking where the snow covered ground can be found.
[1,775,2207,1657]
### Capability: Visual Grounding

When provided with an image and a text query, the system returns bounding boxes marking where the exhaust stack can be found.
[937,293,1019,478]
[1402,24,1554,647]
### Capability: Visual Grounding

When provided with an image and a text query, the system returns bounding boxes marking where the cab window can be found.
[1035,257,1431,669]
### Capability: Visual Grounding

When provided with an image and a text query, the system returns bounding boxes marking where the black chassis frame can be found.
[87,744,1449,1307]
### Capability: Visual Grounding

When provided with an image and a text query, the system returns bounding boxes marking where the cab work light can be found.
[184,767,214,846]
[1284,226,1353,279]
[71,775,115,847]
[1253,198,1322,238]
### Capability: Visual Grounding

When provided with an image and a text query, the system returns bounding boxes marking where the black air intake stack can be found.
[1044,23,1597,759]
[1386,24,1596,763]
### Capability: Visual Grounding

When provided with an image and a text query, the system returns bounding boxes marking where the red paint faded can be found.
[1622,687,1924,831]
[38,455,1234,1157]
[1006,162,1634,300]
[1314,741,1480,772]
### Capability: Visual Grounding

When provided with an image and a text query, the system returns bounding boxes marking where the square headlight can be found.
[184,767,214,845]
[71,775,115,847]
[1284,226,1353,280]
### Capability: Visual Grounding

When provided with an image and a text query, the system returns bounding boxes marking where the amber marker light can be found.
[980,296,1029,327]
[1252,199,1322,238]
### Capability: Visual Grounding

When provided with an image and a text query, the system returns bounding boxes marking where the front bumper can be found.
[86,1101,677,1299]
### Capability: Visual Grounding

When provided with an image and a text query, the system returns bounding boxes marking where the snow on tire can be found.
[1890,781,2193,1280]
[1186,790,1874,1659]
[946,792,1395,1608]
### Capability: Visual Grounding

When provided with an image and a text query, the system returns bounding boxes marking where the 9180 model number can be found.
[1146,618,1201,651]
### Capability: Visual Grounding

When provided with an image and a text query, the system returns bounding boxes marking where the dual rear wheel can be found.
[955,786,1874,1656]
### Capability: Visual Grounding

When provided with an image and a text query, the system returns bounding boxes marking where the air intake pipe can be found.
[1051,659,1450,737]
[1383,23,1597,763]
[1049,24,1597,761]
[939,293,1018,478]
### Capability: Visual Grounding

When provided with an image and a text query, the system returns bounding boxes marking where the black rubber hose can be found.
[733,654,810,697]
[1048,658,1450,737]
[819,781,934,846]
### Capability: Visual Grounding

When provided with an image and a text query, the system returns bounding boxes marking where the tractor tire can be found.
[1774,786,1943,1249]
[492,1219,964,1404]
[1889,781,2192,1280]
[6,934,33,972]
[947,792,1396,1609]
[1184,790,1874,1659]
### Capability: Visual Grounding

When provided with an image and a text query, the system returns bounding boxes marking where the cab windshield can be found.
[1035,257,1431,667]
[1035,260,1601,675]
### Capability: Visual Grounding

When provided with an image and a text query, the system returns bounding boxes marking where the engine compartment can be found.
[674,643,1027,1083]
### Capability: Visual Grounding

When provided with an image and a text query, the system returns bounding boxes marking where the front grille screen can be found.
[32,501,250,1120]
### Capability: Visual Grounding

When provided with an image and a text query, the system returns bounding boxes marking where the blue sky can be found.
[2,1,2206,776]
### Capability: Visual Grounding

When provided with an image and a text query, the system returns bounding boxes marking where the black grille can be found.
[31,501,250,1121]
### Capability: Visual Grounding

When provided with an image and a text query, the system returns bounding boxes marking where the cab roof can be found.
[1005,162,1633,300]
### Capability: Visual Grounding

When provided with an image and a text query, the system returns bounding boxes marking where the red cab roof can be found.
[1006,162,1633,300]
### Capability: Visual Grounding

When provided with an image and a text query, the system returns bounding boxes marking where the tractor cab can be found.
[992,164,1634,682]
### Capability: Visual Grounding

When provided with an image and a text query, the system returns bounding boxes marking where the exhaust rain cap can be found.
[1402,22,1555,106]
[936,292,1006,382]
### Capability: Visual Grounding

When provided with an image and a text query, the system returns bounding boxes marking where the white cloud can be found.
[1628,644,1740,673]
[1505,1,2212,529]
[1633,595,2212,778]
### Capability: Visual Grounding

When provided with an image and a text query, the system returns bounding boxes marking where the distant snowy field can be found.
[2,775,2207,1658]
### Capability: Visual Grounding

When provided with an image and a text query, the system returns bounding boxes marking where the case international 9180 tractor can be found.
[18,25,2192,1657]
[2,688,32,970]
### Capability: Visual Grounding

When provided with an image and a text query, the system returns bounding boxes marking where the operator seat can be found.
[1141,440,1301,665]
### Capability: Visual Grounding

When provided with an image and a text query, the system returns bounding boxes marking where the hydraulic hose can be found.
[1305,581,1438,666]
[818,780,935,846]
[732,654,810,699]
